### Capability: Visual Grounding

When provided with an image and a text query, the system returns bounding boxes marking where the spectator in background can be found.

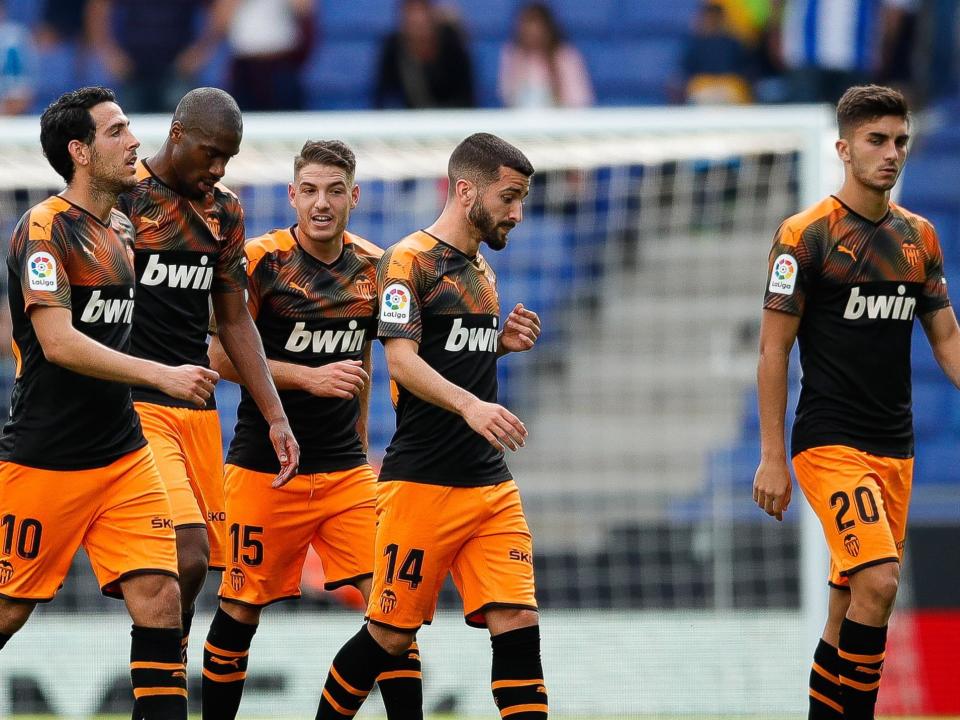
[497,2,593,109]
[86,0,207,113]
[681,2,753,104]
[176,0,314,111]
[35,0,88,48]
[374,0,474,109]
[0,1,36,115]
[878,0,920,97]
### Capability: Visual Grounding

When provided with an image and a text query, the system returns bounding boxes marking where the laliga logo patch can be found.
[27,252,57,291]
[380,283,410,324]
[768,253,797,295]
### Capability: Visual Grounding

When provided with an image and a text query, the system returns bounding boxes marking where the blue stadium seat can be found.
[31,41,81,112]
[912,324,942,381]
[581,39,683,106]
[216,382,242,455]
[912,379,951,440]
[320,0,395,39]
[302,39,378,110]
[899,155,960,208]
[551,0,617,40]
[455,0,521,41]
[620,0,701,37]
[473,40,503,108]
[914,441,960,486]
[4,0,42,25]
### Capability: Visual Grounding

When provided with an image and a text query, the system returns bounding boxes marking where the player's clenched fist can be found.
[302,359,368,399]
[462,397,528,451]
[752,460,793,522]
[157,365,220,407]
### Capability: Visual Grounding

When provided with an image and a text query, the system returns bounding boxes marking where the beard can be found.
[89,147,136,195]
[469,198,513,251]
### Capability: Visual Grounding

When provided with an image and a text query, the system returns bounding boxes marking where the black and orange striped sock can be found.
[180,605,195,665]
[316,624,394,719]
[378,641,423,720]
[838,618,887,720]
[490,625,548,720]
[809,639,842,718]
[129,625,187,720]
[201,607,258,720]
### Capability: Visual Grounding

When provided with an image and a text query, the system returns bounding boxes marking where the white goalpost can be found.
[0,106,841,718]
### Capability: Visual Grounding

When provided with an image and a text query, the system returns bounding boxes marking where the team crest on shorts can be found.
[229,567,246,592]
[843,533,861,558]
[379,589,398,614]
[0,559,14,585]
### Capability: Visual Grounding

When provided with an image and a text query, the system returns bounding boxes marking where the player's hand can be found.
[499,303,541,354]
[157,365,219,407]
[269,418,300,488]
[753,459,793,522]
[301,360,369,399]
[462,398,527,452]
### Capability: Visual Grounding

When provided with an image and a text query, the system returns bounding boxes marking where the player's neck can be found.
[294,226,343,264]
[425,212,480,258]
[835,182,890,223]
[60,177,118,224]
[145,147,184,197]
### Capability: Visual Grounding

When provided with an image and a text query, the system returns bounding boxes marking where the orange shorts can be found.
[0,446,178,601]
[367,479,537,631]
[135,403,226,569]
[219,463,376,606]
[793,445,912,587]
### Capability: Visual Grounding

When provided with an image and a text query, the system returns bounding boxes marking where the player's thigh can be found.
[181,409,227,569]
[82,446,179,599]
[219,465,319,606]
[134,403,204,530]
[879,456,912,562]
[366,481,469,632]
[0,462,94,602]
[312,465,377,592]
[451,480,538,628]
[793,446,899,588]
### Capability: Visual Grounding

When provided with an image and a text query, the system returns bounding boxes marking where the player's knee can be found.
[367,622,414,656]
[124,574,182,627]
[221,599,261,626]
[486,607,539,636]
[175,532,210,597]
[852,565,899,616]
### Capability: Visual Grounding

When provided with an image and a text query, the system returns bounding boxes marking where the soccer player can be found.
[0,87,220,719]
[116,87,299,691]
[316,133,547,720]
[200,140,423,719]
[753,85,960,719]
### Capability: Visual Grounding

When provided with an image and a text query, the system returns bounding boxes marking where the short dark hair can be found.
[174,87,243,136]
[40,86,117,183]
[837,85,909,138]
[448,133,534,191]
[294,140,357,183]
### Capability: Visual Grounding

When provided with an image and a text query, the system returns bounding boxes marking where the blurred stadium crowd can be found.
[0,0,958,116]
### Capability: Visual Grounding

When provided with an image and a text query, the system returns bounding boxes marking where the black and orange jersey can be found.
[117,160,247,408]
[763,195,951,458]
[0,196,146,470]
[377,231,510,487]
[226,227,382,474]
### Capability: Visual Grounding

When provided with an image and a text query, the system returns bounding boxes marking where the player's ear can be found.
[288,182,296,208]
[350,183,360,209]
[836,137,851,163]
[169,120,184,143]
[454,178,474,206]
[67,138,90,168]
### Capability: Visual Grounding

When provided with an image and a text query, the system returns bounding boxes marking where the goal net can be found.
[0,106,840,718]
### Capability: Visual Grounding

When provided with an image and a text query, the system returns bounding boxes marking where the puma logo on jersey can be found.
[836,244,858,262]
[289,281,310,298]
[31,221,50,233]
[843,285,916,321]
[285,320,366,353]
[81,289,135,324]
[444,317,498,352]
[139,216,162,231]
[140,253,213,290]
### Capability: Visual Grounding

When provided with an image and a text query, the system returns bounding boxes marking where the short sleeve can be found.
[762,221,820,316]
[16,210,72,313]
[212,195,248,294]
[917,221,951,315]
[243,245,266,321]
[377,247,424,344]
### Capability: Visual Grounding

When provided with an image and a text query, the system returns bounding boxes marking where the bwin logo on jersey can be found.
[81,289,134,324]
[140,254,214,290]
[285,320,366,354]
[843,285,916,321]
[444,318,498,352]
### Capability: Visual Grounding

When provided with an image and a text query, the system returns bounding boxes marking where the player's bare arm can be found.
[497,302,541,356]
[356,341,373,452]
[212,290,300,486]
[31,305,218,407]
[753,307,801,521]
[920,305,960,388]
[208,334,367,398]
[384,337,527,451]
